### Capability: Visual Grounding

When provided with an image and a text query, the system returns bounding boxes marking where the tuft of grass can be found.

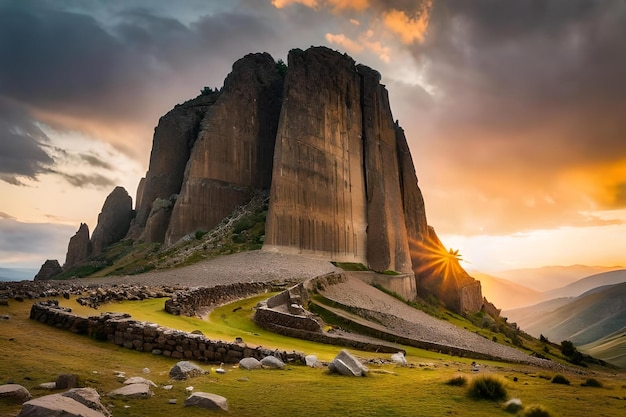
[467,375,508,401]
[519,404,553,417]
[502,398,523,413]
[581,378,603,388]
[445,375,467,386]
[551,374,570,385]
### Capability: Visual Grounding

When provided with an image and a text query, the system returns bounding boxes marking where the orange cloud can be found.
[382,3,432,44]
[272,0,369,11]
[325,33,364,54]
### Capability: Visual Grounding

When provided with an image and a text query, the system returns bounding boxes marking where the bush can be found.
[519,404,552,417]
[467,375,507,401]
[551,374,570,385]
[581,378,603,388]
[445,376,467,386]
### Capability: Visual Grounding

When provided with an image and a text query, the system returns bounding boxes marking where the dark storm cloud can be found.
[414,0,626,165]
[0,100,53,184]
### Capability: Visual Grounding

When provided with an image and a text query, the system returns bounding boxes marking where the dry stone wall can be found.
[30,301,304,364]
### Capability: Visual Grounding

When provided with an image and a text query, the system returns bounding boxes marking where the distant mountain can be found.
[505,282,626,346]
[471,271,543,310]
[0,267,37,282]
[495,265,624,292]
[579,328,626,368]
[543,270,626,299]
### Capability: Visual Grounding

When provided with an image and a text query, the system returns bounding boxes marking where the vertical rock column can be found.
[264,47,368,262]
[358,65,413,274]
[165,53,282,245]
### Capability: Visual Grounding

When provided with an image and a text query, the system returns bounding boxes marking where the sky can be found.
[1,0,625,273]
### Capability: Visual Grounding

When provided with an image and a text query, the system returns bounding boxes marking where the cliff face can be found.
[164,52,283,245]
[90,186,133,255]
[62,46,484,313]
[264,48,368,263]
[64,223,91,268]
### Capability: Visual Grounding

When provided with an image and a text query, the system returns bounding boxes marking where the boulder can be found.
[55,374,79,390]
[305,355,320,368]
[184,392,228,411]
[90,186,133,255]
[34,260,62,281]
[239,357,262,370]
[328,350,368,377]
[108,384,153,399]
[38,382,56,390]
[18,394,107,417]
[391,352,408,366]
[0,384,31,403]
[260,356,285,369]
[169,361,205,380]
[62,388,111,417]
[64,223,92,268]
[123,377,156,387]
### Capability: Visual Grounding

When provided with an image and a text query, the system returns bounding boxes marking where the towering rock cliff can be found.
[90,186,133,255]
[264,48,368,263]
[64,223,91,268]
[164,53,283,245]
[61,46,485,313]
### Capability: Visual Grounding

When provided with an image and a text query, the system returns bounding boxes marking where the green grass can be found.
[467,374,508,401]
[1,297,626,417]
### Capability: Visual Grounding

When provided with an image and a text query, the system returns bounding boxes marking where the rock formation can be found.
[61,46,485,313]
[90,186,133,255]
[64,223,91,268]
[34,259,62,281]
[164,52,283,245]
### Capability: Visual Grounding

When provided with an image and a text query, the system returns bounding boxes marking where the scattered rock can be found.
[169,361,205,380]
[0,384,32,403]
[18,394,108,417]
[261,356,285,369]
[108,384,153,399]
[305,355,320,368]
[142,367,150,374]
[38,382,57,390]
[162,385,173,390]
[503,398,523,413]
[62,388,111,417]
[391,352,407,366]
[168,399,177,404]
[328,350,368,377]
[124,377,157,387]
[184,392,229,412]
[1,314,9,320]
[239,357,262,370]
[55,374,79,390]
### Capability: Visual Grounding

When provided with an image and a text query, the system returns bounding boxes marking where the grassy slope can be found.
[580,329,626,368]
[2,297,626,417]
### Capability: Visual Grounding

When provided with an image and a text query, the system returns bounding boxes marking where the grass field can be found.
[1,296,625,417]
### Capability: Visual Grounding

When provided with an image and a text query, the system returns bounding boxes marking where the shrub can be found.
[445,376,467,386]
[551,374,570,385]
[467,375,507,401]
[581,378,603,388]
[519,404,552,417]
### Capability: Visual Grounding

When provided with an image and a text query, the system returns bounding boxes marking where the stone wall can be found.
[164,282,284,316]
[30,301,304,364]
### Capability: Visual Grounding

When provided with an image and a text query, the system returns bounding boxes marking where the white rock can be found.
[328,350,368,376]
[184,392,228,411]
[0,384,32,403]
[108,384,153,399]
[261,356,285,369]
[391,352,407,366]
[18,394,107,417]
[239,357,262,370]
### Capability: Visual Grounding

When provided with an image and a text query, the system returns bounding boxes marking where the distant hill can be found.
[471,271,542,310]
[505,282,626,347]
[0,267,37,282]
[579,328,626,368]
[494,265,624,292]
[543,270,626,299]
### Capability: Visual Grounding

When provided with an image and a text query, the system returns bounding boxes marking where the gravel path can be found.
[320,273,564,369]
[73,250,340,287]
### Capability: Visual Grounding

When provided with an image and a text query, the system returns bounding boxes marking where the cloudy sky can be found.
[1,0,625,273]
